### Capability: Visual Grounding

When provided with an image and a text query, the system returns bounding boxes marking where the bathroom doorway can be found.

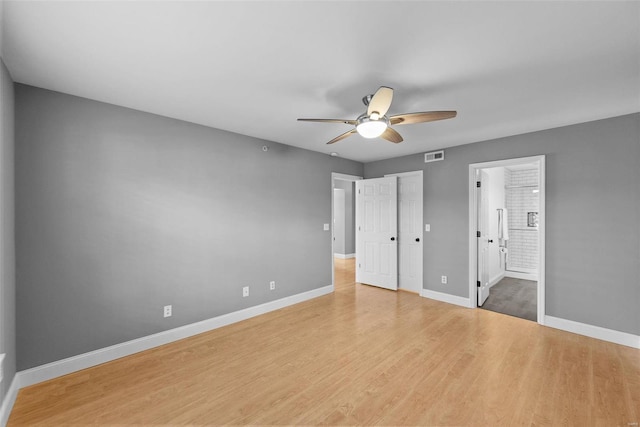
[468,156,545,324]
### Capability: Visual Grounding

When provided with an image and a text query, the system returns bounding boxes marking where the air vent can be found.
[424,150,444,163]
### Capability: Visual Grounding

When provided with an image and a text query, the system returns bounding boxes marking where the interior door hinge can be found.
[477,231,481,238]
[476,181,481,188]
[477,281,481,287]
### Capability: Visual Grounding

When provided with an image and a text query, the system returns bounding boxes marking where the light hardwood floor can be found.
[9,258,640,425]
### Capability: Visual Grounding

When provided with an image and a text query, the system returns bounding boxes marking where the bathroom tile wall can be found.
[506,168,539,271]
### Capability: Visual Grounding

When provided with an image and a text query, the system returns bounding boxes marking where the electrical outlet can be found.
[243,286,249,297]
[163,305,172,318]
[441,275,448,284]
[270,281,276,290]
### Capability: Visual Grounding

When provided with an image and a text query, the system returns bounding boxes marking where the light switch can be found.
[425,224,431,232]
[323,223,330,231]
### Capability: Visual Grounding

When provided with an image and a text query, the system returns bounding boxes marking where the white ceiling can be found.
[2,1,639,163]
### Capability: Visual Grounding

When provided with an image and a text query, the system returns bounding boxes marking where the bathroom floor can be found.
[481,277,537,321]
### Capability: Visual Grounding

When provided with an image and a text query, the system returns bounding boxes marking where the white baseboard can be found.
[505,270,538,281]
[0,375,21,426]
[545,315,640,349]
[489,272,505,288]
[421,289,472,308]
[334,253,355,259]
[16,285,334,390]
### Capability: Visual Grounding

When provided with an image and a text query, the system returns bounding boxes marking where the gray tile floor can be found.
[481,277,537,322]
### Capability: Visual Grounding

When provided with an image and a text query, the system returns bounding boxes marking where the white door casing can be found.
[356,176,398,291]
[386,172,423,293]
[477,170,491,306]
[468,155,546,325]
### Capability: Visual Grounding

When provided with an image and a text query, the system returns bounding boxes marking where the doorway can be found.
[469,156,546,325]
[331,173,361,291]
[331,171,423,293]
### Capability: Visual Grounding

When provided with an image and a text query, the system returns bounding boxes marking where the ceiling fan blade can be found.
[327,129,357,145]
[367,86,393,118]
[298,118,357,125]
[381,127,403,143]
[389,111,457,126]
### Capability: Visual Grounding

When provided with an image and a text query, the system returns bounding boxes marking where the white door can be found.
[387,172,423,293]
[356,176,398,290]
[477,170,491,306]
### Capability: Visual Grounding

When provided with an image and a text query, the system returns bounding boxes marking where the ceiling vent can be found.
[424,150,444,163]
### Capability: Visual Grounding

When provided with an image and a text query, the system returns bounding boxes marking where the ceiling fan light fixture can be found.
[297,86,457,145]
[356,115,388,139]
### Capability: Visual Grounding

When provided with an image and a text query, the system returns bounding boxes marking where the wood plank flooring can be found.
[9,258,640,425]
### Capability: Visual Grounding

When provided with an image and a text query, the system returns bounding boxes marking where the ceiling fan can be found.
[298,86,457,145]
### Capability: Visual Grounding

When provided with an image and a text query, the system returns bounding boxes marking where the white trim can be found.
[468,155,546,326]
[16,285,333,389]
[421,289,472,308]
[0,375,21,426]
[506,266,537,274]
[545,316,640,349]
[504,270,538,281]
[538,157,546,325]
[469,156,544,170]
[384,171,423,178]
[334,253,355,259]
[468,165,478,308]
[489,272,505,288]
[332,173,363,183]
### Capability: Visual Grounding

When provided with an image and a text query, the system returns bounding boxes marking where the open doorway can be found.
[469,156,546,324]
[331,173,361,291]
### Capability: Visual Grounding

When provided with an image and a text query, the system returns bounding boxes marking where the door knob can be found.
[488,239,493,243]
[416,238,420,242]
[391,237,396,241]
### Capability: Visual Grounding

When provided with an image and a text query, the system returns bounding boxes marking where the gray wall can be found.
[333,179,355,254]
[0,58,16,402]
[365,114,640,336]
[15,84,363,370]
[10,80,640,373]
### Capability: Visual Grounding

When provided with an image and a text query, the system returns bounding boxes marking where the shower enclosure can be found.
[504,167,539,280]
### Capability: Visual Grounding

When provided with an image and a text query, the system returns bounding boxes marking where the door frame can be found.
[331,173,362,290]
[477,169,491,307]
[468,155,546,325]
[385,171,423,294]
